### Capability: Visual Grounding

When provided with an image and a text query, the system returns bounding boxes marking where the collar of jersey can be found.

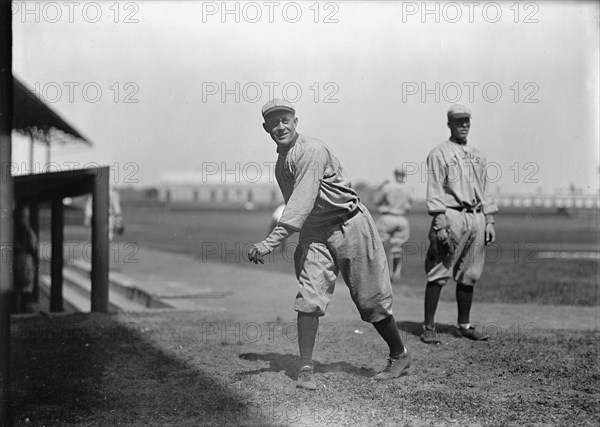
[449,136,467,146]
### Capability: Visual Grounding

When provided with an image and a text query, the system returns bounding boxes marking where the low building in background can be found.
[121,173,599,216]
[159,171,283,210]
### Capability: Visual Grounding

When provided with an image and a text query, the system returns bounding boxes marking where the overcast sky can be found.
[11,0,600,198]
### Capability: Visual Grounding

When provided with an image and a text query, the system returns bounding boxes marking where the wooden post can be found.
[29,203,39,303]
[50,198,64,312]
[0,0,12,423]
[91,168,109,312]
[28,132,34,173]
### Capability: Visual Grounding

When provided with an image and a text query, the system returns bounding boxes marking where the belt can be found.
[325,206,361,227]
[448,205,482,213]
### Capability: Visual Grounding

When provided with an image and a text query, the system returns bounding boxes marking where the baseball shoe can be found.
[373,350,412,380]
[421,325,441,344]
[458,324,489,341]
[297,366,317,390]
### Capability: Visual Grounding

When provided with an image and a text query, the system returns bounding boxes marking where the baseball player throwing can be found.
[421,105,498,344]
[248,99,411,390]
[374,168,412,281]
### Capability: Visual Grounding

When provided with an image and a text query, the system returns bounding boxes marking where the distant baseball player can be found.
[373,168,412,281]
[84,187,125,242]
[421,104,498,344]
[248,99,411,390]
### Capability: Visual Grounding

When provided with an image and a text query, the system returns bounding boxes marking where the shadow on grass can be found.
[238,352,373,379]
[10,313,277,426]
[397,320,459,338]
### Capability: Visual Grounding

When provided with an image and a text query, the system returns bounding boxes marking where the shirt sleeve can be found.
[482,156,499,215]
[262,224,295,252]
[277,143,328,230]
[426,150,448,214]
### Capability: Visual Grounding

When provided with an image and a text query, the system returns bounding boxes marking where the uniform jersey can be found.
[263,133,358,250]
[275,133,358,230]
[374,181,412,215]
[426,140,498,215]
[261,132,393,322]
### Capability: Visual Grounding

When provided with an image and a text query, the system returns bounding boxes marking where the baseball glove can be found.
[440,226,459,256]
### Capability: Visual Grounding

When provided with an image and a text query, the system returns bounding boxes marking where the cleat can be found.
[459,325,489,341]
[297,366,317,390]
[374,350,411,380]
[421,325,441,344]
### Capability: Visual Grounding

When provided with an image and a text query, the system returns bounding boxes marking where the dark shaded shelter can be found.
[12,76,90,160]
[11,76,110,315]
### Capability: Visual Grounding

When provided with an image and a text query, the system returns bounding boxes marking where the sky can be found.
[11,0,600,199]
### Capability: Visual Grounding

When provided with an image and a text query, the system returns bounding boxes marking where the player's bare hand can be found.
[248,242,269,264]
[485,223,496,245]
[435,228,448,243]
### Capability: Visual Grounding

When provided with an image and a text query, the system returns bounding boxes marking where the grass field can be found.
[106,206,599,307]
[12,205,598,426]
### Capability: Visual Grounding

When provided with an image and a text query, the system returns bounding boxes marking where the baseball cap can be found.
[261,98,295,118]
[447,104,471,120]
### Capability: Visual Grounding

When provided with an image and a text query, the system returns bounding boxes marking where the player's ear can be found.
[262,122,270,133]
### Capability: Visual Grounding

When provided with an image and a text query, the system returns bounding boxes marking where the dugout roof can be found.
[12,76,91,146]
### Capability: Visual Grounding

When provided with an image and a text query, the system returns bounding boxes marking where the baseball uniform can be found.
[84,188,124,242]
[374,180,412,257]
[261,133,394,323]
[254,99,411,383]
[424,139,498,285]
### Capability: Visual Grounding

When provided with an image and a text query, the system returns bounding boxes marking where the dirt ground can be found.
[9,309,600,426]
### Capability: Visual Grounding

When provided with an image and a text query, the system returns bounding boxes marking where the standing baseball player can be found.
[373,168,412,282]
[84,187,125,242]
[248,99,411,390]
[421,104,498,344]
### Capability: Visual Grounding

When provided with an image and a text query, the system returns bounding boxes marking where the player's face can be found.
[263,111,298,147]
[448,117,470,142]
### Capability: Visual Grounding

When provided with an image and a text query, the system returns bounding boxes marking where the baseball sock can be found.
[373,315,405,358]
[456,283,474,325]
[297,312,319,368]
[392,256,402,277]
[424,281,443,326]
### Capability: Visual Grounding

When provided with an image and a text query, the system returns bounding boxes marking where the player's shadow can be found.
[238,352,373,380]
[396,321,458,337]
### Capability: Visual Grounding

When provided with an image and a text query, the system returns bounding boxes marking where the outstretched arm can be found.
[248,224,295,264]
